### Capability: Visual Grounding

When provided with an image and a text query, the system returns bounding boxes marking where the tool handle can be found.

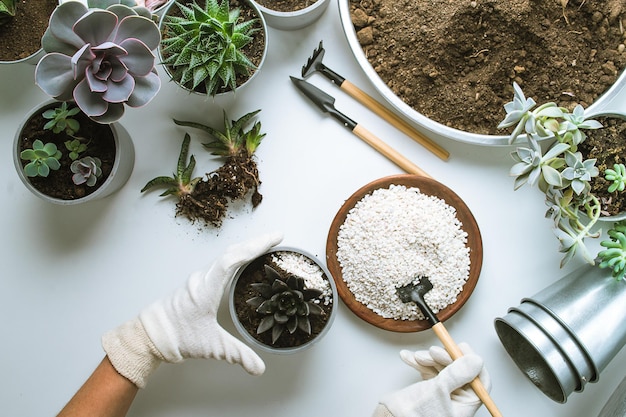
[431,322,503,417]
[341,80,450,161]
[352,124,431,177]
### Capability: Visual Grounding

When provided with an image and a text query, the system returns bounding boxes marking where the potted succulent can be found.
[158,0,267,96]
[499,82,626,273]
[228,247,337,354]
[249,0,329,30]
[141,109,267,227]
[13,100,134,205]
[0,0,59,64]
[34,0,162,124]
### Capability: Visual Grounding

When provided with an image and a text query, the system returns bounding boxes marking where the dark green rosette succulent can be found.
[246,265,324,344]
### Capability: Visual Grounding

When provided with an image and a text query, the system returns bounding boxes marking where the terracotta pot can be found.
[13,100,135,205]
[229,246,338,354]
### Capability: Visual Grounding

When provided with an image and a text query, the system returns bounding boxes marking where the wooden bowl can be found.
[326,174,483,332]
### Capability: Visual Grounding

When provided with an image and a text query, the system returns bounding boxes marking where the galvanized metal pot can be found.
[494,264,626,403]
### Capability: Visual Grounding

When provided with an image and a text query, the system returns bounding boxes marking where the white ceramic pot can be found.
[229,246,338,354]
[251,0,329,30]
[13,100,135,205]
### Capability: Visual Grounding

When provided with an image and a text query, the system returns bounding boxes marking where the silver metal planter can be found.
[495,264,626,403]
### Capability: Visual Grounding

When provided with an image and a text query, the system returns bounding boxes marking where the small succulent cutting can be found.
[20,140,62,178]
[605,163,626,193]
[35,1,161,123]
[43,102,81,136]
[160,0,260,95]
[246,265,324,344]
[0,0,16,26]
[143,109,266,227]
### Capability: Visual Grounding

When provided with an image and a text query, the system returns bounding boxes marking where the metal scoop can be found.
[397,276,503,417]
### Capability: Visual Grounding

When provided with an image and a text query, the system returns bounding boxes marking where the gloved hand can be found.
[102,232,283,388]
[373,343,490,417]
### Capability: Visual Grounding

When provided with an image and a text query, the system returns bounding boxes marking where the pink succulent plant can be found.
[35,1,161,124]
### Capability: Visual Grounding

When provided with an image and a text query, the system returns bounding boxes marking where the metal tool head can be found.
[396,276,433,303]
[301,40,326,78]
[290,76,335,113]
[396,276,439,325]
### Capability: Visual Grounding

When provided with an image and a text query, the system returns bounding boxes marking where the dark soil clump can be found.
[176,152,262,227]
[350,0,626,135]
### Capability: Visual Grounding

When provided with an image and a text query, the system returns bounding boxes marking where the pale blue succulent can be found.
[500,82,606,268]
[35,1,161,124]
[560,151,598,195]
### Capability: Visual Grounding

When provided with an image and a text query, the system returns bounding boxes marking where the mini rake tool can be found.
[301,41,449,161]
[397,276,503,417]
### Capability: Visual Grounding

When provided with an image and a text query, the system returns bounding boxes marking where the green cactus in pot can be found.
[160,0,261,95]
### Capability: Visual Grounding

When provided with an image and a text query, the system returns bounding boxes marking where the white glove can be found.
[373,343,490,417]
[102,232,283,388]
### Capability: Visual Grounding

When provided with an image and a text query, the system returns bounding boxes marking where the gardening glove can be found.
[372,343,490,417]
[102,232,283,388]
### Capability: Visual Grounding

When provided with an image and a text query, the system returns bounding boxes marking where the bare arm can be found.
[57,356,138,417]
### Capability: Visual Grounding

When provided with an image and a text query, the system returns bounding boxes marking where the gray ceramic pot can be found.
[495,264,626,403]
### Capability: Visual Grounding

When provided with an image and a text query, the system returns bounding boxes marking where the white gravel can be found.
[335,184,470,320]
[272,251,333,306]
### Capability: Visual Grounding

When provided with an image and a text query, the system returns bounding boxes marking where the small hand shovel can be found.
[397,276,503,417]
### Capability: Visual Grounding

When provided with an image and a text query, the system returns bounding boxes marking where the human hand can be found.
[373,343,490,417]
[102,232,283,388]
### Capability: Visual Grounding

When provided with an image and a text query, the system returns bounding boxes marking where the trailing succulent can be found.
[499,82,626,276]
[246,265,324,344]
[160,0,260,95]
[35,1,161,124]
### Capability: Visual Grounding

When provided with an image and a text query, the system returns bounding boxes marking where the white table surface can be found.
[2,1,626,416]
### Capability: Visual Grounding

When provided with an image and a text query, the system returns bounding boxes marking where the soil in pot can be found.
[350,0,626,135]
[579,116,626,217]
[160,0,265,94]
[232,251,334,349]
[0,0,57,61]
[16,103,116,200]
[253,0,318,12]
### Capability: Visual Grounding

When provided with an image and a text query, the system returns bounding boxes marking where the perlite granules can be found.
[336,184,470,321]
[271,251,333,306]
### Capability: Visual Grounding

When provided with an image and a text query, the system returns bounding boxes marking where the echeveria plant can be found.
[160,0,260,95]
[246,265,324,344]
[71,156,103,186]
[35,1,161,124]
[499,82,615,268]
[20,140,62,178]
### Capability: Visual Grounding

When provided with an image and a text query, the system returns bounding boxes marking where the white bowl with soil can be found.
[250,0,329,30]
[338,0,626,146]
[13,100,135,205]
[229,246,337,354]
